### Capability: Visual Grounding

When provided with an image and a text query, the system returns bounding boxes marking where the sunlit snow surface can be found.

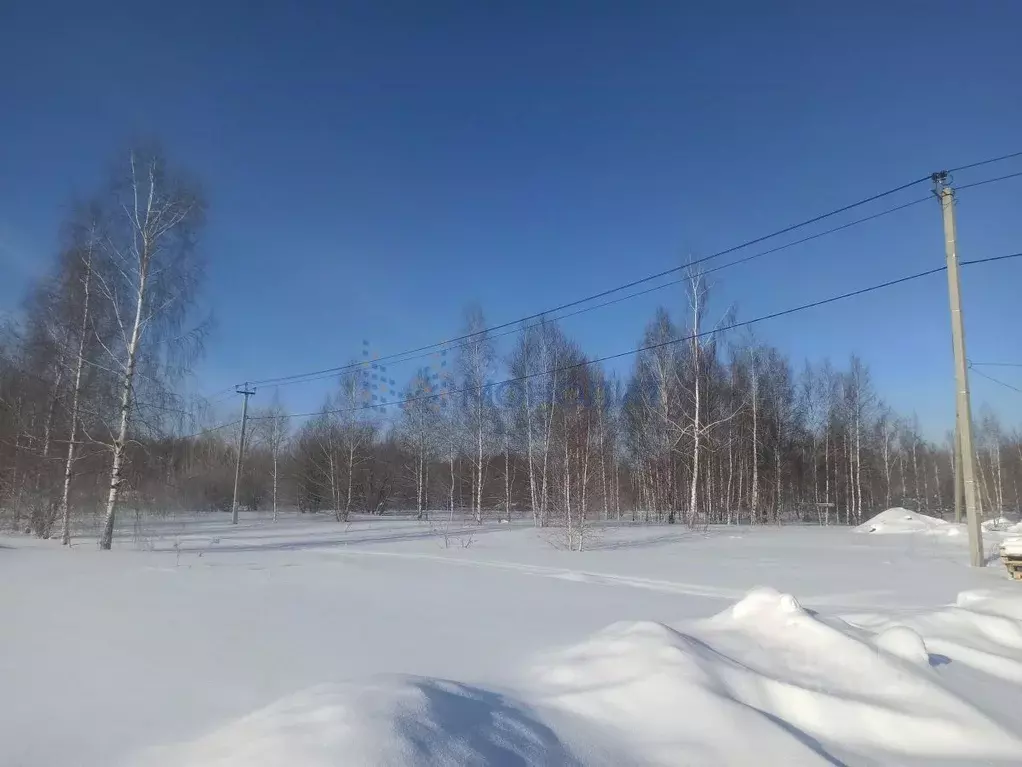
[3,509,1021,766]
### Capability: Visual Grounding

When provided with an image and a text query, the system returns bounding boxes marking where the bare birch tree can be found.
[399,368,442,520]
[94,149,206,549]
[256,391,290,522]
[59,213,101,544]
[455,305,495,524]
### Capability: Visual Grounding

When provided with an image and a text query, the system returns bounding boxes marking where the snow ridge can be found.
[135,587,1022,766]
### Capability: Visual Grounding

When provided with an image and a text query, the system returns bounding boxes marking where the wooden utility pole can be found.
[231,384,256,525]
[934,172,983,566]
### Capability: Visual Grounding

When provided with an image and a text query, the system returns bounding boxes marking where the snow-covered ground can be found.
[2,509,1022,766]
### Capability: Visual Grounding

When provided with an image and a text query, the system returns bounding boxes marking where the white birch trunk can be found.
[689,383,700,527]
[845,432,853,525]
[416,448,424,519]
[475,391,483,524]
[882,424,892,508]
[900,451,907,501]
[41,367,64,462]
[812,434,820,523]
[524,373,538,523]
[725,436,734,525]
[99,264,148,550]
[921,450,931,514]
[578,413,591,551]
[504,432,511,522]
[449,444,455,518]
[911,438,920,510]
[329,449,341,521]
[775,443,781,524]
[598,395,608,521]
[272,435,279,522]
[563,431,571,548]
[975,449,991,519]
[688,301,701,526]
[60,253,93,545]
[750,352,759,525]
[539,371,556,527]
[854,402,862,523]
[824,430,830,526]
[994,440,1004,513]
[615,458,621,520]
[345,443,355,521]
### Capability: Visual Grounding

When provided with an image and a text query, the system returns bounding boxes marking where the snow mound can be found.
[133,676,576,767]
[533,586,1022,763]
[135,588,1022,766]
[875,625,930,665]
[957,589,1022,620]
[855,507,959,535]
[847,590,1022,685]
[530,617,837,765]
[729,586,804,619]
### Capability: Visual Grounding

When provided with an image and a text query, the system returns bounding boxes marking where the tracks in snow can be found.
[325,548,890,607]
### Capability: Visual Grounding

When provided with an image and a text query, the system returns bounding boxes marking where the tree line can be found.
[0,148,205,548]
[2,150,1019,549]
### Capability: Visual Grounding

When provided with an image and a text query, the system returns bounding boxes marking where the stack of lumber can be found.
[1001,538,1022,580]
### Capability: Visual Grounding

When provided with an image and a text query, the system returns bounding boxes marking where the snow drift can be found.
[133,677,577,767]
[855,506,962,536]
[134,588,1022,766]
[857,507,1022,539]
[533,587,1022,764]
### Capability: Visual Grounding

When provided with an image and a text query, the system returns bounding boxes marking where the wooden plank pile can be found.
[1001,538,1022,581]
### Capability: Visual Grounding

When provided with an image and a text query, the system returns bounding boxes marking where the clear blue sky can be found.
[2,0,1021,434]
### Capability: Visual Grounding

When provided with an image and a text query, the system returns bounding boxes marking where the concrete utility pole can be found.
[953,425,963,524]
[231,384,256,525]
[934,172,984,566]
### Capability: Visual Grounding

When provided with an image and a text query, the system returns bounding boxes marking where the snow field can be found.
[3,509,1022,766]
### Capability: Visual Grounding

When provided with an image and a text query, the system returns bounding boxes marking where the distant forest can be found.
[2,149,1019,549]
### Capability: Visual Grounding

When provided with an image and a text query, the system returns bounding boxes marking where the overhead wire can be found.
[956,170,1022,192]
[240,152,1022,394]
[948,150,1022,174]
[171,420,243,440]
[247,189,936,389]
[969,366,1022,395]
[201,386,240,402]
[249,195,936,391]
[145,258,1022,436]
[960,252,1022,267]
[250,262,951,423]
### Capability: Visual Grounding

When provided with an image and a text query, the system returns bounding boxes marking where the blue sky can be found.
[2,0,1021,434]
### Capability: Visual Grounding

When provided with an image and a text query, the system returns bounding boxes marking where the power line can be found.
[247,185,934,388]
[960,251,1022,267]
[970,362,1022,368]
[969,366,1022,395]
[172,420,242,440]
[948,150,1022,174]
[201,387,239,404]
[251,262,950,423]
[956,170,1022,192]
[240,156,1021,394]
[135,402,200,418]
[250,195,936,391]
